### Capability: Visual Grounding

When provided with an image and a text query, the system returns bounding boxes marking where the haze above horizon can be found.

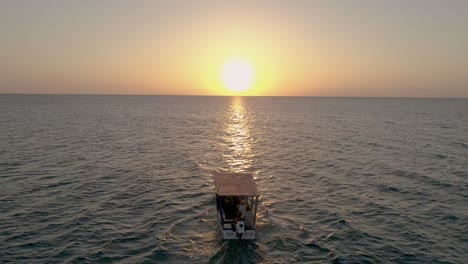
[1,0,467,97]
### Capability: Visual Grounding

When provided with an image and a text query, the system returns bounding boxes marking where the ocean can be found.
[0,95,467,263]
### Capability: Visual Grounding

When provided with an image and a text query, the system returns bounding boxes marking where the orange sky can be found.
[1,1,467,97]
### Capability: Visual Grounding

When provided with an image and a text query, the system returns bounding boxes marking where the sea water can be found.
[0,95,467,263]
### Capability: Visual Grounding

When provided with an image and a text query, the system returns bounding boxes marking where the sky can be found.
[1,0,467,97]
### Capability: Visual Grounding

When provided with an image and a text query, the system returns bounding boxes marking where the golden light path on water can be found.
[222,97,254,172]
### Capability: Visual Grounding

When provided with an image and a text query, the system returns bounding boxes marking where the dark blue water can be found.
[0,95,467,263]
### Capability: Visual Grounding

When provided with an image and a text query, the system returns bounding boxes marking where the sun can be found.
[221,59,255,92]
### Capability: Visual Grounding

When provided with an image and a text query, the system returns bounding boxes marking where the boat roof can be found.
[213,172,260,197]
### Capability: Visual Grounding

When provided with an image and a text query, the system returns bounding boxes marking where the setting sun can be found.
[221,59,255,93]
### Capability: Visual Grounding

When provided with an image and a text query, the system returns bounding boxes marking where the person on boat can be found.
[223,196,237,219]
[237,210,243,219]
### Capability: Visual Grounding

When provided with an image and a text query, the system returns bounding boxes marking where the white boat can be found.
[213,172,260,239]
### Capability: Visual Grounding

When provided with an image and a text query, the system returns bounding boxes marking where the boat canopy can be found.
[213,172,260,197]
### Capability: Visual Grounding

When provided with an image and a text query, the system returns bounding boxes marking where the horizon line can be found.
[0,93,467,99]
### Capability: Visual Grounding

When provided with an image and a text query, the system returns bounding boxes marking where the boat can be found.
[213,172,260,239]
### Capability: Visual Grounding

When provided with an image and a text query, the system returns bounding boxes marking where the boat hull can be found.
[218,214,256,239]
[221,228,256,240]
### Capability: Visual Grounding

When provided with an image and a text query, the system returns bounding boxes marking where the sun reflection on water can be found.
[222,97,254,172]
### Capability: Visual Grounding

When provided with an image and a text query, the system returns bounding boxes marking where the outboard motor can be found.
[235,220,245,239]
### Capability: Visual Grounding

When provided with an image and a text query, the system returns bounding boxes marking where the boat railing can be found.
[220,209,234,223]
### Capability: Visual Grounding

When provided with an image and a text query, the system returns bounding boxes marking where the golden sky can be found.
[1,1,467,97]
